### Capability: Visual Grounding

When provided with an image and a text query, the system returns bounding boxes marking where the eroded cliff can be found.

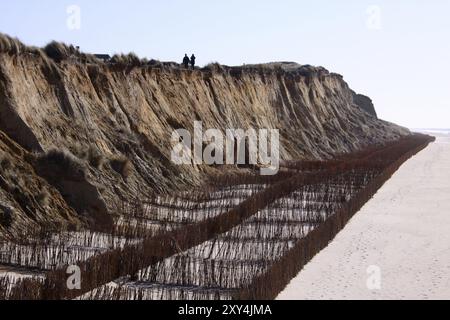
[0,34,409,235]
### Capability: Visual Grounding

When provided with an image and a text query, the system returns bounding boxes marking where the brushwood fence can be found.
[83,165,383,299]
[0,134,435,300]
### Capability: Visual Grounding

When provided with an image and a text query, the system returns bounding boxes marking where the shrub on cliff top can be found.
[110,53,145,68]
[0,33,26,54]
[43,41,98,64]
[44,41,79,63]
[204,62,225,73]
[148,59,163,67]
[0,33,42,56]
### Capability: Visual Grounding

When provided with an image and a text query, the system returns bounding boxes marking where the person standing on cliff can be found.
[183,54,190,69]
[190,54,196,70]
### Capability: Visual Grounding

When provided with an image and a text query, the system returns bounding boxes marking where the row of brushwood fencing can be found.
[0,133,435,300]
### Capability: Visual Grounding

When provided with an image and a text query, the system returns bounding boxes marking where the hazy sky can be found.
[1,0,449,129]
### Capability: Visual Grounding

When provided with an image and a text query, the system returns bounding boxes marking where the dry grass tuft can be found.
[35,148,86,180]
[0,33,27,54]
[204,62,225,73]
[43,41,78,63]
[0,155,12,172]
[72,144,104,169]
[72,143,88,160]
[0,206,13,228]
[36,190,50,207]
[87,146,104,169]
[0,33,165,68]
[0,33,45,58]
[109,156,132,179]
[110,53,146,68]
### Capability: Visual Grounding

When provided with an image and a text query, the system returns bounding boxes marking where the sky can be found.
[0,0,449,129]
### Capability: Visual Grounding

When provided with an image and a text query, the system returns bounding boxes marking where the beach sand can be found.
[277,135,450,300]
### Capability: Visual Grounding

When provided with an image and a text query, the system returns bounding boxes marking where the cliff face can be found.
[352,92,378,118]
[0,36,409,235]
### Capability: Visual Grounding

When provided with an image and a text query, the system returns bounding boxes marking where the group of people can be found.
[183,54,196,69]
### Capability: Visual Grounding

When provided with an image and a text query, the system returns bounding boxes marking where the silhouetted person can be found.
[183,54,190,69]
[190,54,196,69]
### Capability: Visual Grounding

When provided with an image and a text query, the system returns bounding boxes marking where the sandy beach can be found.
[278,135,450,300]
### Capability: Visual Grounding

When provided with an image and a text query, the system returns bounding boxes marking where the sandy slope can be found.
[277,135,450,300]
[0,44,409,234]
